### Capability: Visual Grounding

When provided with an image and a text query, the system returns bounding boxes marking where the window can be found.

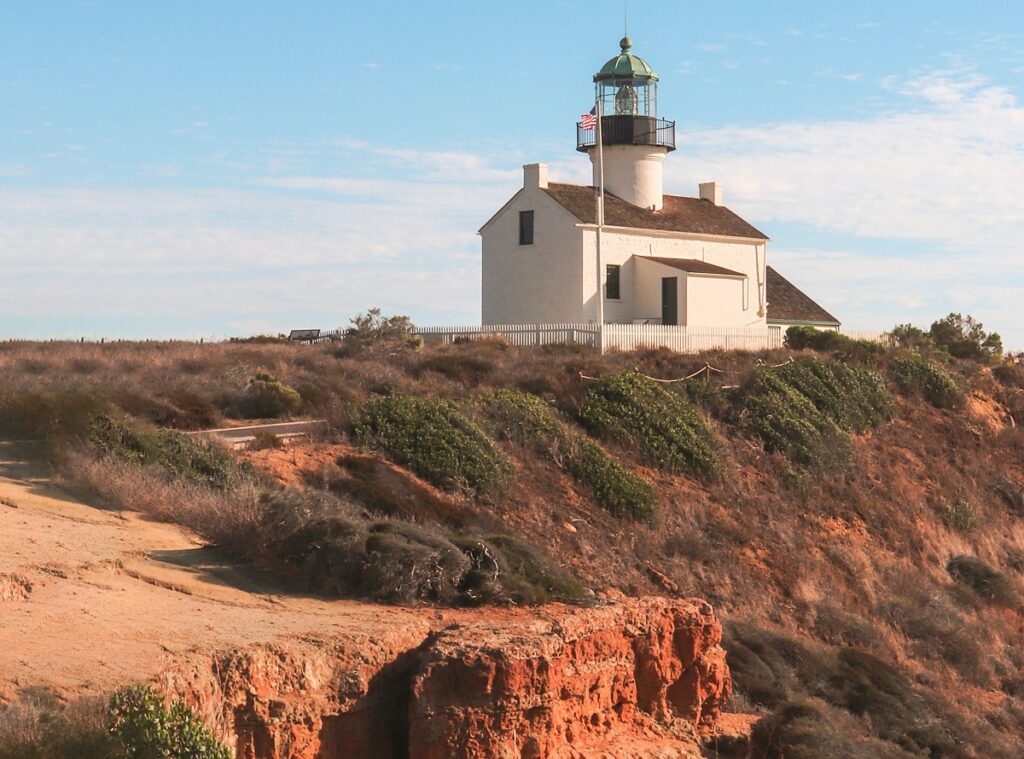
[605,264,621,300]
[518,210,534,245]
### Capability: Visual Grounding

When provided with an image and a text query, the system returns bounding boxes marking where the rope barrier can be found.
[578,355,796,384]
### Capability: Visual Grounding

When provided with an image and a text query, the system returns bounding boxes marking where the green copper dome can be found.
[594,37,658,82]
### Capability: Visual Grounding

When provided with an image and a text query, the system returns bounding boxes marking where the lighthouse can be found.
[577,37,675,211]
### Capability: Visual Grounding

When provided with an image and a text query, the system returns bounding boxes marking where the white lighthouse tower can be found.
[577,37,674,210]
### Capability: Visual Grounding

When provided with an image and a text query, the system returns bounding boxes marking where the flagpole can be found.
[595,95,606,353]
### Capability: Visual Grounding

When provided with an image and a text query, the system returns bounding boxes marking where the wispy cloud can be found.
[666,67,1024,345]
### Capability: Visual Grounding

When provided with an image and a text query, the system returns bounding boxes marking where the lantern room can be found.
[577,37,675,153]
[595,36,658,117]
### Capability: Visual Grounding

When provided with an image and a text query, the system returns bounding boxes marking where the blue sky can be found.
[2,1,1023,347]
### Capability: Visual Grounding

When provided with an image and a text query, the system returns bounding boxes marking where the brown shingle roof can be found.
[766,266,840,326]
[640,256,744,277]
[543,183,769,240]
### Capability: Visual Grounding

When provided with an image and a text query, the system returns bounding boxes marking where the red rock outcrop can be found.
[162,597,730,759]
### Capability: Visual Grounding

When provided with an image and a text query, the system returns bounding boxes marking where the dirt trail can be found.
[0,442,444,703]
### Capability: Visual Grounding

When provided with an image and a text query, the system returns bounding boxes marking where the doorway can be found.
[661,277,678,325]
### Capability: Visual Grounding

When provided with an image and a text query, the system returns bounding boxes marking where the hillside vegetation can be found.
[1,321,1023,757]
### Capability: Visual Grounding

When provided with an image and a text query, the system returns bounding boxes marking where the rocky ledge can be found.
[162,597,731,759]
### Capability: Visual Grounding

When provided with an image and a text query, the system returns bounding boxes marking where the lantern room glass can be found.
[596,79,657,118]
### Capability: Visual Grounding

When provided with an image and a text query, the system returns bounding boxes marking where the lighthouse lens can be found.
[614,85,639,115]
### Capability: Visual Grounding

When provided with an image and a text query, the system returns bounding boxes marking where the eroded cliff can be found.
[163,597,730,759]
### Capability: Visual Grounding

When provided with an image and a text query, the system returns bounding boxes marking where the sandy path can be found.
[0,443,445,703]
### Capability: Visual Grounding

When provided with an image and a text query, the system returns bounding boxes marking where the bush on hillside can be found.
[237,370,302,418]
[993,363,1024,389]
[480,390,563,450]
[890,323,934,351]
[939,497,977,532]
[580,372,720,478]
[726,622,964,757]
[929,313,1003,363]
[454,534,587,605]
[947,556,1018,608]
[784,326,885,358]
[109,685,230,759]
[773,360,892,433]
[0,388,105,441]
[340,308,423,356]
[0,696,117,759]
[481,390,656,518]
[992,477,1024,515]
[353,393,509,497]
[740,368,852,469]
[0,686,229,759]
[562,437,656,518]
[889,356,961,409]
[264,489,586,605]
[89,416,243,490]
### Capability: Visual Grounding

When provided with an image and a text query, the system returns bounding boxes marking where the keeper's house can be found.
[480,37,839,332]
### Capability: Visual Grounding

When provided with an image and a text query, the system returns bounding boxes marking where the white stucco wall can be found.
[480,184,585,324]
[582,227,767,326]
[684,274,750,327]
[590,145,667,210]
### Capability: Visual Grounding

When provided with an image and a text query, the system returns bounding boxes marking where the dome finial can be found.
[620,35,632,53]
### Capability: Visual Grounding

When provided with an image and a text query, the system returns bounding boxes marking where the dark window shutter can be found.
[606,264,621,299]
[519,210,534,245]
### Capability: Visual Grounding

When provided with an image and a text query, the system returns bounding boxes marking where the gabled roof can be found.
[766,266,840,326]
[639,256,744,277]
[542,183,769,240]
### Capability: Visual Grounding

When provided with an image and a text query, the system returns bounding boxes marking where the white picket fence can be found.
[417,323,785,353]
[418,323,602,348]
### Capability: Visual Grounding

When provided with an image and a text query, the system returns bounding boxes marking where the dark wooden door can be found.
[661,277,678,325]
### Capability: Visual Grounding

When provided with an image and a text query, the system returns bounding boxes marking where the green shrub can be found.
[481,390,656,518]
[580,372,720,478]
[354,393,509,496]
[480,390,562,450]
[109,685,230,759]
[947,556,1018,608]
[563,437,656,518]
[891,323,934,351]
[939,497,977,531]
[237,370,302,418]
[90,416,242,490]
[784,326,885,357]
[889,356,961,408]
[773,360,892,433]
[741,367,851,469]
[929,312,1003,363]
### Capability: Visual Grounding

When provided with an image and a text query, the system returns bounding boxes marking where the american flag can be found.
[580,107,597,130]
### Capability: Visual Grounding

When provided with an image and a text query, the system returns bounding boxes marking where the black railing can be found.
[576,115,676,152]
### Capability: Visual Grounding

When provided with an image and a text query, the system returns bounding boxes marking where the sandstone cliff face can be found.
[162,598,730,759]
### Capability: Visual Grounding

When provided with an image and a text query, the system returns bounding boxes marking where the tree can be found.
[928,313,1003,363]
